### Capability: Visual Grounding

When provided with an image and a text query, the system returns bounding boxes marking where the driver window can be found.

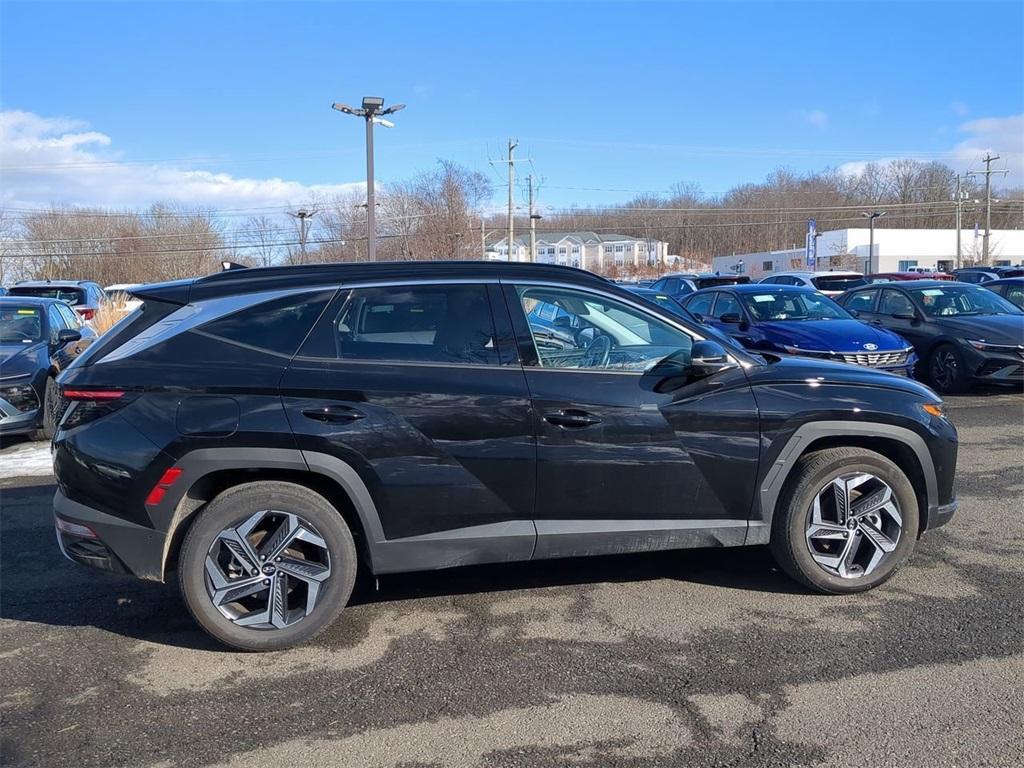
[714,293,742,320]
[517,285,692,371]
[47,305,65,341]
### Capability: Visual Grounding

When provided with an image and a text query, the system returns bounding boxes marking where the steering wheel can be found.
[582,334,611,368]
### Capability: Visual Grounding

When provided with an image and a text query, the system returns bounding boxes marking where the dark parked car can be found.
[649,272,751,297]
[680,285,916,377]
[8,280,107,323]
[53,262,957,650]
[983,278,1024,310]
[866,272,954,283]
[0,297,95,439]
[951,267,1024,284]
[837,280,1024,393]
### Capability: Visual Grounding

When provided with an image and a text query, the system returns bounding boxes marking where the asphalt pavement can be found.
[1,392,1022,767]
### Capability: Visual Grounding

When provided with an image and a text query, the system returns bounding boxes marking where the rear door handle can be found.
[543,409,602,428]
[301,405,365,423]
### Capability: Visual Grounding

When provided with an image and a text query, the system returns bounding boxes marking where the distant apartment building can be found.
[489,232,669,271]
[712,228,1024,278]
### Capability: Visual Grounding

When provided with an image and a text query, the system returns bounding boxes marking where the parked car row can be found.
[642,273,1024,395]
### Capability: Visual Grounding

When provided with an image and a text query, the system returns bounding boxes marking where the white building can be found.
[712,228,1024,278]
[490,232,669,272]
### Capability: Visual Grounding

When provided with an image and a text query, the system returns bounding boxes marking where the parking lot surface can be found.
[1,392,1022,768]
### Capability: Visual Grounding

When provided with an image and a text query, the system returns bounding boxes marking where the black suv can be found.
[53,262,958,650]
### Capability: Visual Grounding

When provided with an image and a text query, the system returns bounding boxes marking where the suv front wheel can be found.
[770,447,919,594]
[178,481,357,651]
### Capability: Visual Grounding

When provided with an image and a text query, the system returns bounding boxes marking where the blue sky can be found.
[2,1,1022,213]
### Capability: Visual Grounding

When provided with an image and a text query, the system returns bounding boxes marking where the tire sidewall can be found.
[37,376,59,441]
[783,454,919,594]
[179,483,357,651]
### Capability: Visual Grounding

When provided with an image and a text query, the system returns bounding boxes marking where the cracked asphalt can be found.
[2,392,1022,767]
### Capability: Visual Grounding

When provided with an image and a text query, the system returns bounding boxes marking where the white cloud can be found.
[835,114,1022,183]
[952,114,1023,177]
[804,109,829,129]
[0,110,364,211]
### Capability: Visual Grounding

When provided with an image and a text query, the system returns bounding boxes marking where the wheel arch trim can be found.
[753,421,937,544]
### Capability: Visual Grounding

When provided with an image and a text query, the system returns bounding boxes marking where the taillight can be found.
[62,389,125,401]
[59,389,134,429]
[146,467,183,506]
[76,307,96,321]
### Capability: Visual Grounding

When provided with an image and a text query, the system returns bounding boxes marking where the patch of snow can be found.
[0,441,54,478]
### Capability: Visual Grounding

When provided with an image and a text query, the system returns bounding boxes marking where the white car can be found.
[759,271,868,297]
[103,283,143,312]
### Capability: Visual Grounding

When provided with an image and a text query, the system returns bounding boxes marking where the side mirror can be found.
[553,316,572,329]
[55,328,81,346]
[847,308,860,318]
[689,340,739,380]
[718,313,742,324]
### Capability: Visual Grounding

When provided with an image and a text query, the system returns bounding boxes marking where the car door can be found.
[705,291,755,347]
[878,288,930,347]
[280,282,536,565]
[842,287,881,322]
[504,281,760,558]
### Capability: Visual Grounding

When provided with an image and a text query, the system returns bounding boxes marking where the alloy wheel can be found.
[804,472,902,579]
[204,510,332,629]
[931,348,959,390]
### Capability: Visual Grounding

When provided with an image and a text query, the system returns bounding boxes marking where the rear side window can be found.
[713,293,742,319]
[56,303,82,329]
[197,290,334,357]
[879,289,915,316]
[685,292,715,318]
[301,284,499,365]
[844,289,878,313]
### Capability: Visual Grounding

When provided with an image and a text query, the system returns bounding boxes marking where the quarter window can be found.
[517,286,692,372]
[198,290,334,357]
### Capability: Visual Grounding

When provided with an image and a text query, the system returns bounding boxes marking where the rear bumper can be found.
[53,489,167,581]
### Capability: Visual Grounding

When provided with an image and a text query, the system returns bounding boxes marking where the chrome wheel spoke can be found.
[806,471,902,580]
[203,509,332,631]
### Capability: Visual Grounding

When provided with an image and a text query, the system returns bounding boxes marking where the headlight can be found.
[0,384,40,412]
[967,339,1022,353]
[920,402,947,419]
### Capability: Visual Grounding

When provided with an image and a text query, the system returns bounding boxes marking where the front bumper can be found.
[53,489,167,581]
[970,352,1024,384]
[0,387,41,435]
[927,499,958,532]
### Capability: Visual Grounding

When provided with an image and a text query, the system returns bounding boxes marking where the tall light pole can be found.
[332,97,406,261]
[861,210,886,272]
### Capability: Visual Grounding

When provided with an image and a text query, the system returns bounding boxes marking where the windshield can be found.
[811,275,867,292]
[10,286,85,306]
[742,290,852,321]
[909,285,1023,317]
[0,306,44,343]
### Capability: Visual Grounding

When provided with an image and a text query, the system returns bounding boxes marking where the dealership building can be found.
[711,228,1024,278]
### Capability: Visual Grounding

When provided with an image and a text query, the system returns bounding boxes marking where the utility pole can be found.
[953,175,969,269]
[861,210,886,272]
[287,209,317,262]
[507,139,518,262]
[968,153,1008,265]
[528,174,537,263]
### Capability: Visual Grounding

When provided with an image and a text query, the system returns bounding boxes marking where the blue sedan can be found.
[681,284,917,376]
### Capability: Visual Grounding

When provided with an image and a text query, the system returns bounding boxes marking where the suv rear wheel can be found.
[178,481,357,651]
[770,447,919,594]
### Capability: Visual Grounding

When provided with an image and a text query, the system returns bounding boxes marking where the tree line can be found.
[1,158,1021,286]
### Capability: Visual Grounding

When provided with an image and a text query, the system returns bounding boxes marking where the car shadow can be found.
[0,480,808,651]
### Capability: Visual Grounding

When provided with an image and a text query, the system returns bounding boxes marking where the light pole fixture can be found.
[861,210,886,272]
[332,97,406,261]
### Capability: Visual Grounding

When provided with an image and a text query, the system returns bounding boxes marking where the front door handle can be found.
[301,405,365,423]
[543,409,602,428]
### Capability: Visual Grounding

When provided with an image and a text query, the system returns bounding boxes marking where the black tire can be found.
[34,376,61,442]
[769,447,920,594]
[178,481,357,651]
[928,343,970,394]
